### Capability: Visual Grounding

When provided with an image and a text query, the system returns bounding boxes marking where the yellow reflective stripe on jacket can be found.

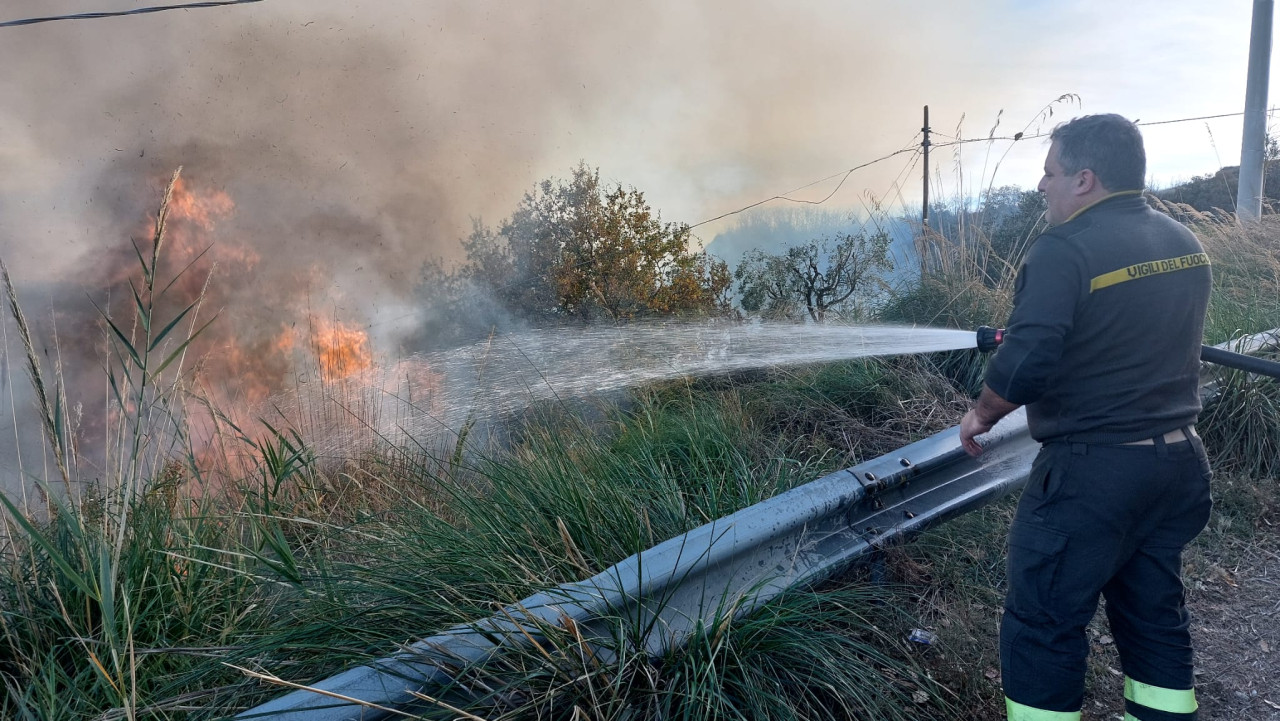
[1090,253,1210,293]
[1124,676,1198,713]
[1006,697,1081,720]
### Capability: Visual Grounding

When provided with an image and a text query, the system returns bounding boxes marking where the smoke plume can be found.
[0,0,1249,490]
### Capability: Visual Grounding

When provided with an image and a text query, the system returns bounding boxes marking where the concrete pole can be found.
[1238,0,1274,223]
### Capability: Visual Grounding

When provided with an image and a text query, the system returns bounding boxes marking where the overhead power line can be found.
[688,106,1280,235]
[932,108,1280,149]
[0,0,263,28]
[688,145,919,230]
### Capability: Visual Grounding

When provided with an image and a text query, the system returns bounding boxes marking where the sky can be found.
[0,0,1271,322]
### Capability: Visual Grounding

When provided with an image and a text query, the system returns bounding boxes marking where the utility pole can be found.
[922,105,931,228]
[1238,0,1274,223]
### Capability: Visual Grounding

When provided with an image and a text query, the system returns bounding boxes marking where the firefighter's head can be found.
[1038,114,1146,224]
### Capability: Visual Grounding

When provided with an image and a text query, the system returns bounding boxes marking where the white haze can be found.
[0,0,1263,293]
[0,0,1266,495]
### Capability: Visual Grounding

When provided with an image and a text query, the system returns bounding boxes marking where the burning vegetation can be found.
[109,173,374,397]
[301,317,374,382]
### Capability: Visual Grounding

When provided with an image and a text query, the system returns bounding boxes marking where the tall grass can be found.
[0,169,257,720]
[2,170,1278,721]
[1155,204,1280,478]
[0,174,950,719]
[0,383,952,719]
[399,584,949,721]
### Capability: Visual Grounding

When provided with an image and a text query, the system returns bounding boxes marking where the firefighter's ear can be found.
[1075,168,1100,195]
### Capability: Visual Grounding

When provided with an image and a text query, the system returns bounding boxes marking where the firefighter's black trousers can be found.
[1001,433,1212,720]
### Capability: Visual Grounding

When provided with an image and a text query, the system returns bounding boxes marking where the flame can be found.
[65,171,390,483]
[167,176,234,231]
[308,318,373,382]
[214,335,296,405]
[109,175,257,291]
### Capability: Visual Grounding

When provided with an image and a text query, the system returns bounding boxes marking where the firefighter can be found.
[959,114,1213,721]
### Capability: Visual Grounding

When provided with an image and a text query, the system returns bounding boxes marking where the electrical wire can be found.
[871,132,924,217]
[1138,110,1275,127]
[932,108,1280,149]
[688,141,921,230]
[885,148,924,217]
[0,0,263,28]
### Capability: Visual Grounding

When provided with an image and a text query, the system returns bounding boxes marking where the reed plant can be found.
[1148,200,1280,345]
[894,189,1280,463]
[0,169,265,719]
[1158,205,1280,479]
[0,177,949,720]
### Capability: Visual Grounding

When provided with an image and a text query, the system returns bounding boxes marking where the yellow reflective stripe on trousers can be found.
[1124,676,1198,713]
[1006,697,1081,720]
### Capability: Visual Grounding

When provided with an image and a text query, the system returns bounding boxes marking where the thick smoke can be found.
[0,2,1033,289]
[0,0,1250,492]
[0,1,1242,293]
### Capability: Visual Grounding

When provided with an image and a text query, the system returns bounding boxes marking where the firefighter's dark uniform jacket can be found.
[986,191,1210,444]
[984,191,1213,721]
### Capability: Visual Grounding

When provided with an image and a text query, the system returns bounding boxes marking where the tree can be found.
[987,189,1047,271]
[734,230,893,322]
[704,207,857,274]
[455,163,732,325]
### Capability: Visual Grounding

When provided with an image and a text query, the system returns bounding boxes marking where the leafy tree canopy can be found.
[411,164,732,349]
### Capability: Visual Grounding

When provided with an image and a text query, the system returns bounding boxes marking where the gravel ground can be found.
[1081,481,1280,721]
[1183,529,1280,720]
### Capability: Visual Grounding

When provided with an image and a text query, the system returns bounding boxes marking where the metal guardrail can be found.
[239,331,1280,720]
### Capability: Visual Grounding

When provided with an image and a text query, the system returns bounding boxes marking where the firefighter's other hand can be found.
[960,409,993,457]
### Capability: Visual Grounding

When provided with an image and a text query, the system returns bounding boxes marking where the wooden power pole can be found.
[922,105,931,228]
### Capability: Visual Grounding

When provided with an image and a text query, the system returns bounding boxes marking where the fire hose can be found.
[976,325,1280,380]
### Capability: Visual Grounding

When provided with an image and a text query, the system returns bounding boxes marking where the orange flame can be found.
[168,176,234,230]
[80,172,389,482]
[118,176,256,289]
[308,318,374,382]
